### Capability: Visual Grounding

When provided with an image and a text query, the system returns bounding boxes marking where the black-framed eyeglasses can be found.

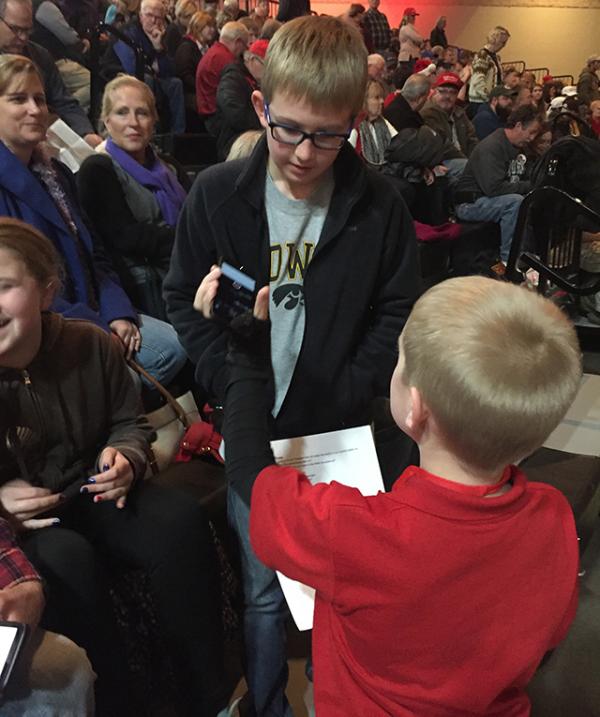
[0,15,33,37]
[264,103,351,150]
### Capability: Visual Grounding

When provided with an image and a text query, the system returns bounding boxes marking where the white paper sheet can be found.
[543,374,600,457]
[270,425,384,630]
[46,119,95,173]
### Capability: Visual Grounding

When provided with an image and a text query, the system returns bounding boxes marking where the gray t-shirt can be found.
[266,170,334,416]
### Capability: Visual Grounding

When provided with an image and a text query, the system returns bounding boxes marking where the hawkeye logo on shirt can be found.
[269,242,315,311]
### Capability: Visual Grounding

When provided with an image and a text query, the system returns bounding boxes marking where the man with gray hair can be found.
[577,54,600,105]
[196,20,249,133]
[384,72,430,131]
[0,0,101,144]
[107,0,186,133]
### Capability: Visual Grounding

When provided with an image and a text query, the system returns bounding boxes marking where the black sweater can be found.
[164,136,419,440]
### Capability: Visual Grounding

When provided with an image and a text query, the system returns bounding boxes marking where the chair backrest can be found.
[553,74,575,86]
[506,186,600,297]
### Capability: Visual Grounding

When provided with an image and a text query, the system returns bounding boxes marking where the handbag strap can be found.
[128,360,192,430]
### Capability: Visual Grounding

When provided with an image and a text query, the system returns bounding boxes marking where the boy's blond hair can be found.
[401,277,581,472]
[261,15,367,116]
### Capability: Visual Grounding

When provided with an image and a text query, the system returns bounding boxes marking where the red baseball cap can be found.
[414,58,432,73]
[403,7,419,15]
[433,72,463,89]
[248,39,269,59]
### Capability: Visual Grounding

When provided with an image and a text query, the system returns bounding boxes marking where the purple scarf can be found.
[105,138,187,226]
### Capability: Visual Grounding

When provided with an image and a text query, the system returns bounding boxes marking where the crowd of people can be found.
[0,0,597,715]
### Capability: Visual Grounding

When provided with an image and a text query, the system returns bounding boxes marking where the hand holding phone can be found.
[213,262,256,324]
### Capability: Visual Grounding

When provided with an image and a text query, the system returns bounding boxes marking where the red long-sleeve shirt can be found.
[195,41,235,116]
[250,464,579,716]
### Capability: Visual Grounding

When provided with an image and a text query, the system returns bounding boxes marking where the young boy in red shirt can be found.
[223,276,582,716]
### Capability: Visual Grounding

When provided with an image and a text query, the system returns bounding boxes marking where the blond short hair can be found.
[401,277,581,472]
[487,25,510,45]
[0,54,42,96]
[226,129,264,160]
[101,74,158,123]
[175,0,197,26]
[220,20,249,43]
[261,15,367,115]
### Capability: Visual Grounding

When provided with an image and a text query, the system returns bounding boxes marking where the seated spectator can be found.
[503,66,521,90]
[384,71,428,131]
[521,70,535,90]
[249,0,270,31]
[0,217,229,716]
[0,508,95,716]
[221,0,246,22]
[441,44,457,70]
[367,52,385,81]
[276,0,310,23]
[590,98,600,137]
[527,121,552,161]
[223,275,580,717]
[226,127,263,160]
[174,9,217,131]
[455,49,473,103]
[259,17,280,40]
[532,82,545,112]
[30,0,91,113]
[0,54,186,386]
[78,75,188,321]
[429,15,447,48]
[239,16,259,44]
[214,38,267,160]
[473,84,515,140]
[468,25,510,115]
[455,104,541,264]
[164,0,198,57]
[195,20,248,135]
[421,71,478,183]
[514,83,533,109]
[0,0,101,146]
[349,78,397,168]
[363,0,390,55]
[577,54,600,106]
[107,0,186,134]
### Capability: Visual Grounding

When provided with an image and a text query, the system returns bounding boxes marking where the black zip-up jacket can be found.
[0,313,151,493]
[164,137,419,439]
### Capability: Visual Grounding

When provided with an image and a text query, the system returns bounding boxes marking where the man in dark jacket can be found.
[103,0,185,133]
[215,38,267,159]
[455,104,541,263]
[384,72,428,131]
[473,84,515,140]
[0,0,100,144]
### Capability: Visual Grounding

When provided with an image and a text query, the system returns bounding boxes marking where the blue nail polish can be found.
[87,477,96,484]
[80,486,88,494]
[102,464,110,472]
[52,518,61,525]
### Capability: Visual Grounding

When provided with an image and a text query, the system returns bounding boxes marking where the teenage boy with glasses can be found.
[164,15,419,716]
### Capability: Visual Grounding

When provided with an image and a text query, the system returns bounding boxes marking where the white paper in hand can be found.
[270,425,384,630]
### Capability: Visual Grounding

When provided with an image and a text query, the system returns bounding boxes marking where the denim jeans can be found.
[228,488,293,717]
[442,157,468,187]
[137,313,188,386]
[455,193,524,262]
[158,76,186,134]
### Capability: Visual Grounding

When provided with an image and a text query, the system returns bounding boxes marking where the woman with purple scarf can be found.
[78,75,189,321]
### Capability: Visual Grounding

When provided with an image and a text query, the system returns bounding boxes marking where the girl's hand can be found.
[0,479,62,530]
[109,319,141,360]
[84,448,135,509]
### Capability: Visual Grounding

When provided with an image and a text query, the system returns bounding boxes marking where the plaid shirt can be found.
[364,8,391,52]
[0,519,40,590]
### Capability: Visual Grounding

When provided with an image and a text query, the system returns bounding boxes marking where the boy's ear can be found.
[251,90,268,128]
[405,386,429,440]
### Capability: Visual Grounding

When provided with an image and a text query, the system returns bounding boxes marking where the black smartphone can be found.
[0,621,27,695]
[213,262,256,324]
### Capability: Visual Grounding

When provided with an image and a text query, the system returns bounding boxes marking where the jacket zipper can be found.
[22,370,47,447]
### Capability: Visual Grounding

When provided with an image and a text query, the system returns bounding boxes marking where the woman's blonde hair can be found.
[261,15,367,116]
[188,10,216,39]
[101,74,158,123]
[0,218,62,289]
[0,54,43,96]
[401,276,581,472]
[175,0,197,27]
